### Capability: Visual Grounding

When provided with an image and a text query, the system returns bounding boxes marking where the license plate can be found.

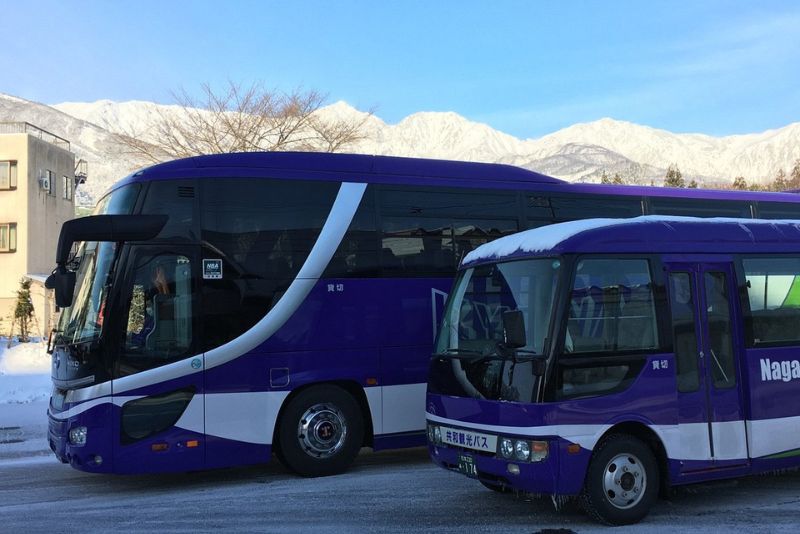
[457,454,478,478]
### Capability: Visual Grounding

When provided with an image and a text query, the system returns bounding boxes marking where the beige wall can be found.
[0,132,76,337]
[0,134,28,302]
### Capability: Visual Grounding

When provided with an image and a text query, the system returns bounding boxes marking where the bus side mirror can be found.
[502,310,526,349]
[45,267,76,308]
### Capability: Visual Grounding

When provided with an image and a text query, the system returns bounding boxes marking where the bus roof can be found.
[109,151,800,206]
[117,151,563,187]
[462,216,800,266]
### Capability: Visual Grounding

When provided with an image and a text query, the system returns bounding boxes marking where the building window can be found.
[0,223,17,252]
[62,175,73,200]
[0,161,17,190]
[45,170,55,195]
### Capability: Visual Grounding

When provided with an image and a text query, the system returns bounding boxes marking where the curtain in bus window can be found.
[743,257,800,345]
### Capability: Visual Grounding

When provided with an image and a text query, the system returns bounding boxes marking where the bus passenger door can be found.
[111,245,205,473]
[667,263,748,472]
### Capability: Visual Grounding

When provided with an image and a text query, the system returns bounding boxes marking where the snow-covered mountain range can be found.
[2,92,798,206]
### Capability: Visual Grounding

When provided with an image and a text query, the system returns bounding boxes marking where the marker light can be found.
[514,440,531,461]
[186,440,199,448]
[531,441,549,462]
[68,426,87,446]
[434,426,442,444]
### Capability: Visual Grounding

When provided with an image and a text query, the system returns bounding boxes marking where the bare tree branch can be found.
[113,82,373,163]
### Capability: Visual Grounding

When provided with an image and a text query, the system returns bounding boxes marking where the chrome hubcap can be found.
[602,452,646,509]
[297,403,347,459]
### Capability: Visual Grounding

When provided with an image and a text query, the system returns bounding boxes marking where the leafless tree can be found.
[116,82,373,164]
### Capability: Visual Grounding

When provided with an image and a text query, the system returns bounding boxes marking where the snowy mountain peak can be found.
[1,91,798,206]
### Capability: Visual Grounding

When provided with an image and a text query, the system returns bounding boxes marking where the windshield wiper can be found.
[432,348,483,360]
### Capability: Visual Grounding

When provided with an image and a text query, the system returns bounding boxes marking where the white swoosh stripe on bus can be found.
[64,181,367,405]
[426,413,800,462]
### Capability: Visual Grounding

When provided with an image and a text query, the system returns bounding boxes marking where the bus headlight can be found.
[69,426,87,446]
[514,440,531,461]
[500,438,514,459]
[427,424,442,445]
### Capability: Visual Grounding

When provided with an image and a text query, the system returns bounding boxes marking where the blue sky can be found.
[1,0,798,138]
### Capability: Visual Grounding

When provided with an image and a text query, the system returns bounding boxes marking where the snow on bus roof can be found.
[462,215,800,265]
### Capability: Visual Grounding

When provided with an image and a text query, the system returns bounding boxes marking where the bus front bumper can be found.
[427,426,590,496]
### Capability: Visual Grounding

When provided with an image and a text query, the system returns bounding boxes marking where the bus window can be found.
[199,179,340,349]
[118,249,196,376]
[668,272,700,392]
[704,272,737,388]
[550,195,643,222]
[141,180,198,241]
[754,202,800,219]
[565,259,658,354]
[324,186,378,277]
[649,197,751,218]
[379,188,519,275]
[742,257,800,345]
[558,258,657,399]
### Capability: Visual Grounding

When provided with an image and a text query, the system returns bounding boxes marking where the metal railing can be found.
[0,122,70,151]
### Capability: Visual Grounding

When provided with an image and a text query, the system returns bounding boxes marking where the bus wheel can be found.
[580,434,659,525]
[277,385,364,477]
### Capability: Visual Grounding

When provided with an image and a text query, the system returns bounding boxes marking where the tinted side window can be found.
[742,257,800,346]
[565,259,658,354]
[323,185,378,277]
[649,197,752,218]
[755,202,800,219]
[556,258,656,400]
[117,247,197,377]
[378,187,518,276]
[141,180,198,241]
[199,178,340,350]
[550,195,643,222]
[668,272,700,392]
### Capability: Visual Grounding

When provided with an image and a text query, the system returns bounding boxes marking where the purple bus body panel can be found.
[49,153,800,478]
[49,277,450,473]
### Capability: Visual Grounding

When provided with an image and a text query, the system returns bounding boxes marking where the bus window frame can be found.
[545,253,671,402]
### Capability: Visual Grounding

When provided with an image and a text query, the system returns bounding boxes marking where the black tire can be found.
[580,434,659,525]
[276,385,364,477]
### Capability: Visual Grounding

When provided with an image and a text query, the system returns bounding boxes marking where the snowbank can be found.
[0,338,51,404]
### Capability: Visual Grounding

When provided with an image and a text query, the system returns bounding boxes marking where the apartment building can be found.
[0,122,85,337]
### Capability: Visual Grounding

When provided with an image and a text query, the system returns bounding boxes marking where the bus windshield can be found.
[56,184,140,346]
[432,258,561,402]
[58,241,116,344]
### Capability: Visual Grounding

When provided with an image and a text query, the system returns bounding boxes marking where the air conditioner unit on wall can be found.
[40,176,51,191]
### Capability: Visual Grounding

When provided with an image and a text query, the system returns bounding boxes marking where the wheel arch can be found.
[595,421,671,496]
[271,380,375,457]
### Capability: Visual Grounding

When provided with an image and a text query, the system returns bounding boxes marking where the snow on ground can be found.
[0,338,51,461]
[0,337,51,404]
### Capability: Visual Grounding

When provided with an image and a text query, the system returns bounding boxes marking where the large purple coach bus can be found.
[426,216,800,524]
[45,152,800,476]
